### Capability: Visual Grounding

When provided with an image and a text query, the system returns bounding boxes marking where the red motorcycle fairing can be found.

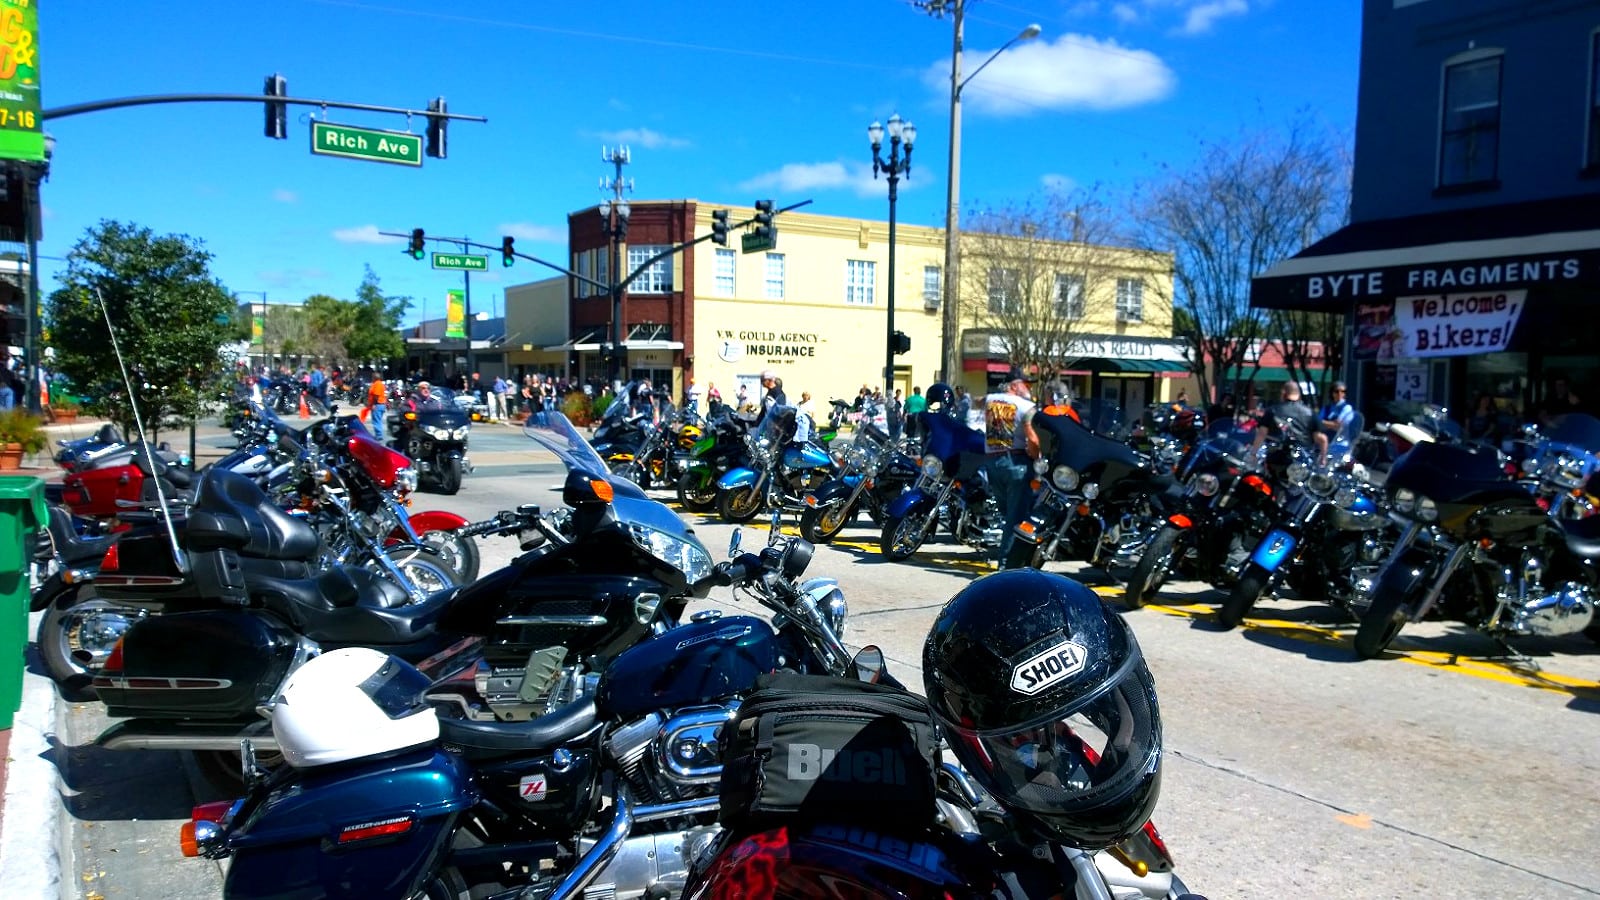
[386,510,469,546]
[347,433,412,489]
[684,825,989,900]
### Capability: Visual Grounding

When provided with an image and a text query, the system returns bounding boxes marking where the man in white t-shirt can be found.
[982,367,1039,566]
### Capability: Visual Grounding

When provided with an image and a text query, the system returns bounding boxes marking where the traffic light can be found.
[891,331,911,355]
[501,236,516,267]
[711,209,730,246]
[263,74,288,140]
[753,199,775,241]
[408,228,426,260]
[425,97,448,159]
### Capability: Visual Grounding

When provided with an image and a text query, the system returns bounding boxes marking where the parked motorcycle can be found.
[1353,438,1600,658]
[1124,420,1277,608]
[717,406,834,523]
[53,422,127,472]
[879,410,1000,561]
[1006,405,1173,572]
[798,422,917,543]
[1218,451,1391,629]
[392,385,472,494]
[676,409,756,511]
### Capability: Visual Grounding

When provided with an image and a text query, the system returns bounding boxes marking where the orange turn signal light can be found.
[179,821,199,857]
[590,479,615,503]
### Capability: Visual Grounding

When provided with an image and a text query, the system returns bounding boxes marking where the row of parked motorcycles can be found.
[597,381,1600,660]
[30,404,1205,900]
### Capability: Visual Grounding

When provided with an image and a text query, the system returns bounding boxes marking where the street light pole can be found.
[870,114,916,399]
[929,9,1042,382]
[599,145,632,390]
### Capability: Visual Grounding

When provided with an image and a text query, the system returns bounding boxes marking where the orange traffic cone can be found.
[298,394,311,419]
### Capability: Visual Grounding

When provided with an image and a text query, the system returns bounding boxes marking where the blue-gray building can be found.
[1253,0,1600,427]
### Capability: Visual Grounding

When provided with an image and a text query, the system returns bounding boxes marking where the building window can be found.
[1055,273,1085,320]
[765,253,786,300]
[987,267,1021,314]
[595,247,609,294]
[923,265,941,306]
[627,244,673,293]
[575,252,590,297]
[845,259,876,306]
[1589,34,1600,168]
[714,248,736,297]
[1115,278,1143,323]
[1439,55,1501,186]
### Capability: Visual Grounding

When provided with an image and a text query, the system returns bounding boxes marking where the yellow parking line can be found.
[1088,585,1600,697]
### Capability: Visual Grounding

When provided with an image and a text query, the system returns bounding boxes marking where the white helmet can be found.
[272,648,439,769]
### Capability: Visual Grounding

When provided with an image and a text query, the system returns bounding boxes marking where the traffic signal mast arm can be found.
[386,199,811,295]
[42,92,489,123]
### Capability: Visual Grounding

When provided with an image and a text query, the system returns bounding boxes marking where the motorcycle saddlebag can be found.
[224,748,476,900]
[93,610,300,720]
[718,672,940,834]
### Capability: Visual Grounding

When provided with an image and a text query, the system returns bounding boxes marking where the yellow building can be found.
[500,200,1181,411]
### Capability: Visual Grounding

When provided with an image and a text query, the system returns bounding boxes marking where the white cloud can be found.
[1041,173,1076,193]
[593,127,691,150]
[1179,0,1248,35]
[924,34,1174,116]
[1111,3,1140,24]
[272,188,298,204]
[738,160,890,199]
[331,224,401,245]
[498,222,565,243]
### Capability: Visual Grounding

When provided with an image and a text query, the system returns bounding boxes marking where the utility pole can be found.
[460,235,473,382]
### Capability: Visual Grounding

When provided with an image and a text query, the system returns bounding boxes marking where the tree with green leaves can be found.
[46,220,236,441]
[344,266,410,365]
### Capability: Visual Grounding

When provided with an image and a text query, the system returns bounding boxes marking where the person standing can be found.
[491,375,508,422]
[983,368,1039,567]
[707,382,722,413]
[365,371,388,436]
[886,388,905,442]
[756,369,786,424]
[903,386,927,442]
[309,363,327,407]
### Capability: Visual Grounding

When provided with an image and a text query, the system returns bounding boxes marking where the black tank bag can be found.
[718,672,941,833]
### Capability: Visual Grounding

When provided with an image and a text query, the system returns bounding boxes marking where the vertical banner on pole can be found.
[0,0,42,162]
[445,289,466,339]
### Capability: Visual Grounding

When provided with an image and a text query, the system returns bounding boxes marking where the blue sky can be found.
[37,0,1358,327]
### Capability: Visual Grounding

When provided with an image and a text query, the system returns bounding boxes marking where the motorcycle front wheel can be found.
[718,485,763,523]
[608,457,645,487]
[437,457,464,495]
[1218,563,1270,630]
[799,500,856,543]
[1124,526,1182,609]
[1004,537,1043,570]
[383,546,462,597]
[1353,567,1417,659]
[420,529,480,582]
[676,470,718,512]
[880,513,929,561]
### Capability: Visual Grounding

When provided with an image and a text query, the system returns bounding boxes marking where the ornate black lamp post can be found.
[869,113,915,397]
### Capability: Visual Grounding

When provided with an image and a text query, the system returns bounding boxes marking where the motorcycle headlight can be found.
[921,455,944,479]
[1334,486,1358,509]
[1307,471,1336,498]
[1392,488,1415,515]
[394,467,418,494]
[1195,473,1220,497]
[801,577,847,641]
[1033,458,1050,476]
[1416,496,1439,523]
[423,425,449,440]
[1050,465,1080,492]
[453,425,471,440]
[1286,462,1310,486]
[1082,482,1101,500]
[628,524,714,585]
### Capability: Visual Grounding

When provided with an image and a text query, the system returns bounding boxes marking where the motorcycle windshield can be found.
[1386,440,1520,503]
[756,405,810,444]
[523,413,690,537]
[1544,413,1600,453]
[921,412,985,465]
[1036,410,1142,472]
[601,382,646,424]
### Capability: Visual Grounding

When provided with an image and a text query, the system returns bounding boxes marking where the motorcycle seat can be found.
[94,424,124,446]
[1559,515,1600,560]
[45,504,115,566]
[186,470,319,561]
[437,698,599,759]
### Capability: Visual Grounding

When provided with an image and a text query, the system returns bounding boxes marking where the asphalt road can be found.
[51,418,1600,899]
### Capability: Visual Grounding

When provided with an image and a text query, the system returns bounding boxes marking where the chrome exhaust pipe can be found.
[551,790,633,900]
[1513,584,1595,638]
[98,731,279,753]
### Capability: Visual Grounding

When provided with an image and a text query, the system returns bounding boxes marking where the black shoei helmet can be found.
[923,569,1162,848]
[925,382,956,415]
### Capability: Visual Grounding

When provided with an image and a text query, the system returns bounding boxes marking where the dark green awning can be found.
[1068,357,1187,374]
[1223,367,1293,381]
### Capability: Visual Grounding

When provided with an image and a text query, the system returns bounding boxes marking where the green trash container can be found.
[0,476,46,730]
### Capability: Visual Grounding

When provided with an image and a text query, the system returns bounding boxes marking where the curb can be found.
[0,614,62,900]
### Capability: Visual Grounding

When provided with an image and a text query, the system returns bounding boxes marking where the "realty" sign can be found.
[1394,290,1525,358]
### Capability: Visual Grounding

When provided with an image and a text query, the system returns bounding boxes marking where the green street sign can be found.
[310,121,423,167]
[741,231,776,254]
[432,253,488,271]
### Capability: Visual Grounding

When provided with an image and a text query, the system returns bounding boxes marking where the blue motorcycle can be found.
[878,411,999,561]
[716,405,835,523]
[798,423,918,543]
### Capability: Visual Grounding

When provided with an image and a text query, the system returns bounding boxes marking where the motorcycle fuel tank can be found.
[223,747,476,900]
[782,443,832,470]
[596,614,776,720]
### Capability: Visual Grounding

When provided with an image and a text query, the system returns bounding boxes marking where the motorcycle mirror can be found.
[852,645,888,684]
[728,528,743,557]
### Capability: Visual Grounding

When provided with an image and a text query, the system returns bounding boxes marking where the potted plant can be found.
[50,395,81,423]
[0,409,47,469]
